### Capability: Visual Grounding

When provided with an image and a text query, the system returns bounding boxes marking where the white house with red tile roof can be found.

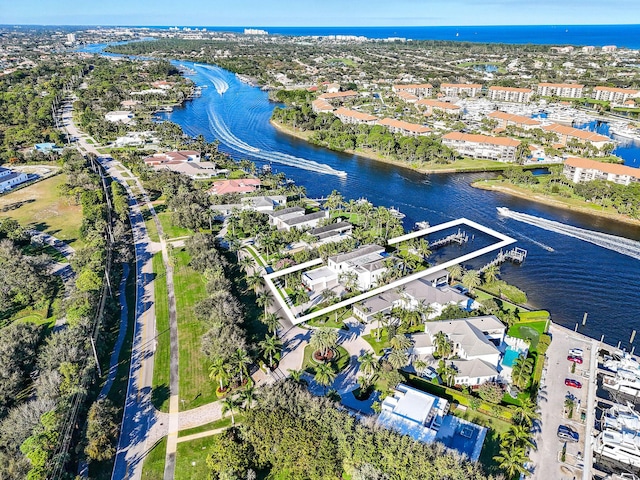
[563,157,640,186]
[439,83,482,98]
[312,98,334,114]
[334,107,378,125]
[487,86,533,103]
[143,150,201,165]
[395,91,419,104]
[592,86,640,105]
[487,111,541,130]
[536,83,584,98]
[416,99,461,116]
[379,118,431,137]
[442,132,521,162]
[208,178,261,195]
[392,83,434,98]
[542,123,611,149]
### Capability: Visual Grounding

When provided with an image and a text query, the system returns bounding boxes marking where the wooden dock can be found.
[430,229,469,249]
[479,247,527,272]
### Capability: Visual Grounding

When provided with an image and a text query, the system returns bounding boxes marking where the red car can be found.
[565,378,582,389]
[567,356,583,364]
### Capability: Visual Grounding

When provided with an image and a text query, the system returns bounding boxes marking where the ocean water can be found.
[145,24,640,48]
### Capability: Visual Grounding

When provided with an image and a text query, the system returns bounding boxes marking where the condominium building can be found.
[378,118,432,137]
[442,132,521,162]
[487,86,533,103]
[542,123,611,149]
[311,98,334,113]
[439,83,482,98]
[563,157,640,186]
[334,107,378,125]
[416,99,461,116]
[592,86,640,105]
[392,83,434,98]
[487,111,541,130]
[536,83,584,98]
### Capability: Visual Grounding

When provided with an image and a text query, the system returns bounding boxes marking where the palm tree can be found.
[260,312,280,335]
[462,269,481,293]
[414,238,432,259]
[239,255,253,272]
[414,299,434,323]
[221,395,240,425]
[448,264,463,282]
[326,388,341,402]
[208,357,230,392]
[503,424,536,450]
[287,368,307,385]
[259,335,282,368]
[256,291,273,316]
[314,362,336,394]
[310,328,338,358]
[358,352,380,379]
[434,331,453,359]
[511,354,535,390]
[482,264,500,284]
[493,446,529,478]
[390,334,412,352]
[232,348,252,385]
[513,397,540,427]
[239,384,257,411]
[372,312,386,341]
[441,362,458,387]
[387,349,409,370]
[246,273,263,293]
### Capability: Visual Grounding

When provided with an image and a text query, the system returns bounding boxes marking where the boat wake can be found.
[197,65,229,95]
[497,207,640,260]
[202,93,346,177]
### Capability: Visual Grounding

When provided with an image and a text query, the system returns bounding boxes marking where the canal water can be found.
[159,61,640,346]
[80,40,639,346]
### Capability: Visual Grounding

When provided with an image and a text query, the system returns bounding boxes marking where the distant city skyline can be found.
[2,0,637,27]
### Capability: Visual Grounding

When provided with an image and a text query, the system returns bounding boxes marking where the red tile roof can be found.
[318,90,359,100]
[543,123,610,143]
[334,107,378,122]
[379,118,431,134]
[210,178,261,195]
[488,86,533,93]
[538,83,584,89]
[442,132,521,147]
[416,99,461,110]
[487,111,541,126]
[566,157,640,179]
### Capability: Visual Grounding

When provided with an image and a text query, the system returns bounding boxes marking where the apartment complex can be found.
[378,118,432,137]
[439,83,482,98]
[442,132,521,162]
[543,123,611,149]
[311,98,334,113]
[592,86,640,105]
[416,99,461,116]
[563,157,640,186]
[487,111,541,130]
[392,83,434,98]
[487,86,533,103]
[334,107,378,125]
[536,83,584,98]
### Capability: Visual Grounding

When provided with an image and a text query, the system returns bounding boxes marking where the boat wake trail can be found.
[198,64,229,95]
[498,207,640,260]
[196,67,347,177]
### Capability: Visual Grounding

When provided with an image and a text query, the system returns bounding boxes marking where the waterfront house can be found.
[536,83,584,98]
[279,210,329,231]
[302,266,339,292]
[378,118,432,137]
[563,156,640,186]
[442,132,521,162]
[105,110,134,123]
[416,99,461,117]
[377,383,487,461]
[439,83,482,98]
[312,98,334,113]
[143,150,201,164]
[327,244,388,291]
[309,221,352,243]
[542,123,611,149]
[334,107,378,125]
[487,86,533,103]
[208,178,261,195]
[268,206,306,228]
[0,167,29,193]
[392,83,434,98]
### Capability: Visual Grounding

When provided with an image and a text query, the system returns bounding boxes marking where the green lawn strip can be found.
[173,248,216,410]
[362,330,391,355]
[141,206,160,243]
[478,280,527,305]
[244,245,266,267]
[473,289,520,313]
[152,253,171,412]
[508,321,547,348]
[141,436,167,480]
[0,173,85,248]
[177,414,244,438]
[174,436,213,480]
[157,211,193,239]
[305,306,350,329]
[302,345,350,374]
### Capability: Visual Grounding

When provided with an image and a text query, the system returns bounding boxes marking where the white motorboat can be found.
[603,403,640,432]
[389,207,406,219]
[595,429,640,469]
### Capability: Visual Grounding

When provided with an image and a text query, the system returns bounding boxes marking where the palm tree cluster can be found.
[310,328,339,360]
[494,396,540,478]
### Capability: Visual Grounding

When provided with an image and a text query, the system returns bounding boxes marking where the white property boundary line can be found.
[264,218,516,326]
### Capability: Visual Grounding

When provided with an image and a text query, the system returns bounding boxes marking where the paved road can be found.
[530,324,593,480]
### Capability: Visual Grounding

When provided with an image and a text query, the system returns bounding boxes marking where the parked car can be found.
[567,356,584,364]
[565,378,582,389]
[557,425,580,442]
[569,348,584,357]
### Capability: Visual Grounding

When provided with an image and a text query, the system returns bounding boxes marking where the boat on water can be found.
[603,403,640,432]
[595,429,640,469]
[496,206,510,216]
[261,164,272,173]
[413,221,430,231]
[603,352,640,374]
[389,207,406,219]
[603,369,640,398]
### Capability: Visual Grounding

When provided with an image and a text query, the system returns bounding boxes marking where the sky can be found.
[1,0,638,27]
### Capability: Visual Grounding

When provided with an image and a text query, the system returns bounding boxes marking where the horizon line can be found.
[2,23,640,28]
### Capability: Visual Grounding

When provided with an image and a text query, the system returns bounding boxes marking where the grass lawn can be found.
[177,414,243,438]
[508,320,548,350]
[362,329,391,355]
[157,211,193,239]
[175,436,213,480]
[141,437,167,480]
[152,253,171,412]
[141,206,160,243]
[305,307,351,329]
[0,174,84,248]
[302,345,350,374]
[480,280,527,305]
[173,248,215,410]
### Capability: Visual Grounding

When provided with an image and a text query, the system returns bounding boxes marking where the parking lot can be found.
[530,324,596,480]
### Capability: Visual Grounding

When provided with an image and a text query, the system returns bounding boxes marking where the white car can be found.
[568,348,584,357]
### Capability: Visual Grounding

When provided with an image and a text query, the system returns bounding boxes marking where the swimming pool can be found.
[502,347,523,367]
